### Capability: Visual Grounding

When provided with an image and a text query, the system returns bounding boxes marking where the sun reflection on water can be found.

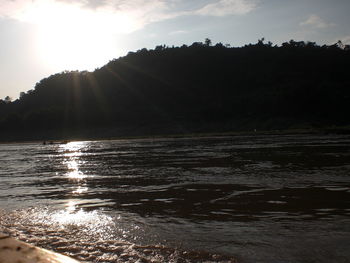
[65,159,87,180]
[49,203,115,237]
[60,142,90,181]
[72,186,88,195]
[35,141,124,242]
[60,141,87,152]
[57,141,101,227]
[65,200,77,212]
[50,200,97,226]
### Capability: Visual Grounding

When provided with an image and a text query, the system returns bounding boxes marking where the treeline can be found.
[1,39,350,141]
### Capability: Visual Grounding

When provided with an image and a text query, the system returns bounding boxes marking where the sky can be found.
[0,0,349,100]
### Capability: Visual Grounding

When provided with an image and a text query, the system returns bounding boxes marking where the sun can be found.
[36,20,115,71]
[19,1,137,71]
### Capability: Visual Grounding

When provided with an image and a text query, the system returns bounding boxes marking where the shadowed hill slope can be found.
[1,40,350,141]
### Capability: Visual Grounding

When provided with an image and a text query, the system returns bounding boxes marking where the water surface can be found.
[1,134,350,262]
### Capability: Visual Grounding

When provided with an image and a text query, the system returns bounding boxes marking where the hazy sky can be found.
[0,0,349,99]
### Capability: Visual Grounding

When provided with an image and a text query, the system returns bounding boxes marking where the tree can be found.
[204,38,212,47]
[4,96,12,104]
[215,42,225,48]
[155,45,166,51]
[190,42,204,48]
[1,39,350,141]
[257,37,265,45]
[337,40,345,49]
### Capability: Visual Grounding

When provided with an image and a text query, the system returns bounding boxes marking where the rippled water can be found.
[1,134,350,262]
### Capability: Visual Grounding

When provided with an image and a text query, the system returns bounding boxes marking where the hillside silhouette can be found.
[1,39,350,141]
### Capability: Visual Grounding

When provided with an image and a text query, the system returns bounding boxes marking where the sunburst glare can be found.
[16,0,137,71]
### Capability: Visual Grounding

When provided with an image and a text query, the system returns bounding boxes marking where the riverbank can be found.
[1,125,350,144]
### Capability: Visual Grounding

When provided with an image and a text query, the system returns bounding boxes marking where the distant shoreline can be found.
[1,42,349,145]
[1,126,349,145]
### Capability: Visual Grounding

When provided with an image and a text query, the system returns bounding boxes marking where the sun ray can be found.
[14,0,136,71]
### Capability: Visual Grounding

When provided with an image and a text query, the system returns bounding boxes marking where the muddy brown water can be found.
[1,134,350,262]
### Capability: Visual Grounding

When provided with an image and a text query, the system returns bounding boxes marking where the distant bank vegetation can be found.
[1,39,350,141]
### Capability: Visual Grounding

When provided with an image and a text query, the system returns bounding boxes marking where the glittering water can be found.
[1,134,350,262]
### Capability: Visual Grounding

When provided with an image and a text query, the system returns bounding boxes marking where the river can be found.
[0,134,350,262]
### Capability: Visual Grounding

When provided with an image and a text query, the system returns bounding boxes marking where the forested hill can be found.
[1,40,350,141]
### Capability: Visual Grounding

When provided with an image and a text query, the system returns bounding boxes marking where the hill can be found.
[1,39,350,141]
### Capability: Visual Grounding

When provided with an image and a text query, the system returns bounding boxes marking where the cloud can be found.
[168,30,188,35]
[0,0,29,18]
[0,0,171,33]
[0,0,257,33]
[57,0,109,9]
[300,14,335,29]
[196,0,257,16]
